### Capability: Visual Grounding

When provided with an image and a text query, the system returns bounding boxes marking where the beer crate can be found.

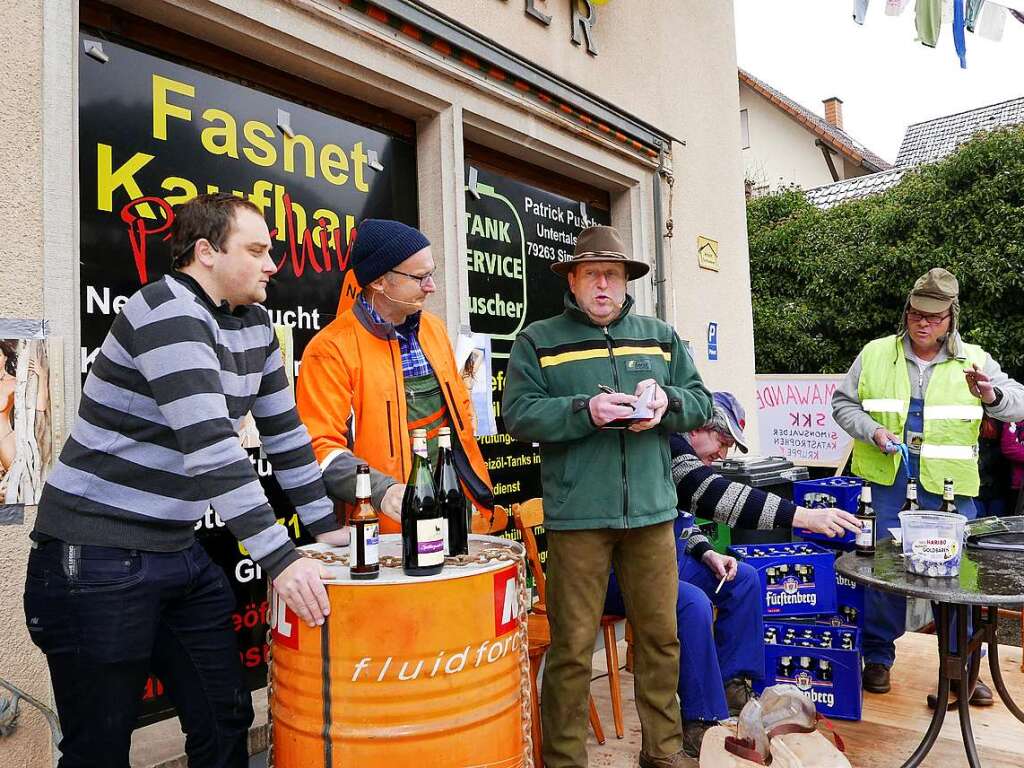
[793,476,863,550]
[756,621,863,721]
[675,512,730,555]
[810,570,865,629]
[728,542,837,618]
[695,516,731,554]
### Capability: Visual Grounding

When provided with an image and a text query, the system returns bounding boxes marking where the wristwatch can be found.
[987,386,1004,408]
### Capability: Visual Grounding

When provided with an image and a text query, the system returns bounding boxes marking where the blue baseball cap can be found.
[712,391,749,453]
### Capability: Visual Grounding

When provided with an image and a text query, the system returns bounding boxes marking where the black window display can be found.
[464,162,610,559]
[78,31,417,724]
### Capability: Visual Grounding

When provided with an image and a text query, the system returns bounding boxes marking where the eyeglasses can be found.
[906,311,951,326]
[389,268,436,288]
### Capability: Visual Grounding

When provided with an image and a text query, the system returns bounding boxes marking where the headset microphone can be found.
[380,289,424,308]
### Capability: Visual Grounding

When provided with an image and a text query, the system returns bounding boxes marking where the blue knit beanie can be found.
[350,219,431,287]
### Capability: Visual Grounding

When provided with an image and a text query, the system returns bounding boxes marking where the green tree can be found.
[748,127,1024,378]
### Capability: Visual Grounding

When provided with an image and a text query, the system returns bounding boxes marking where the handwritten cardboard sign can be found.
[754,374,853,467]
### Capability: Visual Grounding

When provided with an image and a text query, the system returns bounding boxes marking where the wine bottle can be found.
[401,429,444,577]
[349,464,380,580]
[901,476,920,512]
[435,427,469,557]
[855,484,876,556]
[941,477,957,513]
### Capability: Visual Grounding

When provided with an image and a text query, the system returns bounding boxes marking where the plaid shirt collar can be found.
[358,294,430,377]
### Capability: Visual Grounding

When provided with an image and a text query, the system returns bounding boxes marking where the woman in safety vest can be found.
[833,268,1024,702]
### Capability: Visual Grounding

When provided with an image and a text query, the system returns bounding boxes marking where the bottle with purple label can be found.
[350,464,380,580]
[401,429,444,577]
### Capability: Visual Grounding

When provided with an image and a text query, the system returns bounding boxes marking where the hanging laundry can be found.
[941,0,954,22]
[854,0,871,23]
[1010,7,1024,24]
[976,0,1008,39]
[953,0,967,68]
[965,0,985,30]
[916,0,943,45]
[886,0,912,14]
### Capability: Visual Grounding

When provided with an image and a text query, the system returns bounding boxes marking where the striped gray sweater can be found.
[670,436,797,559]
[35,273,337,578]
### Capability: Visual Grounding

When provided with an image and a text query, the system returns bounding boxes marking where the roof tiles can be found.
[739,69,892,174]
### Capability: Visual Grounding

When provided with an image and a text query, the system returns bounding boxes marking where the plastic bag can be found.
[759,684,816,733]
[735,697,769,760]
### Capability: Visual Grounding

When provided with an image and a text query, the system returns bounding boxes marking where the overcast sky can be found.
[733,0,1023,163]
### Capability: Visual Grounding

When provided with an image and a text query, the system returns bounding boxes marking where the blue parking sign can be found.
[708,322,718,361]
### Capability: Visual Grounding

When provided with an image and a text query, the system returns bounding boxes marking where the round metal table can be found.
[836,540,1024,768]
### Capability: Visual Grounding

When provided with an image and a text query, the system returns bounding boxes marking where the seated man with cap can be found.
[297,218,492,532]
[606,391,861,758]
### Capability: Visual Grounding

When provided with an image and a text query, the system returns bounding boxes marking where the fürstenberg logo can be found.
[766,591,818,607]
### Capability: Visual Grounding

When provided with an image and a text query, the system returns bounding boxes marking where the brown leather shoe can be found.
[638,747,699,767]
[862,662,891,693]
[926,679,995,709]
[724,677,755,717]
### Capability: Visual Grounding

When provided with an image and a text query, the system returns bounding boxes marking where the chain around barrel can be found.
[273,538,532,767]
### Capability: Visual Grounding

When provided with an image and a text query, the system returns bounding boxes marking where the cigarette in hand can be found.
[715,574,727,594]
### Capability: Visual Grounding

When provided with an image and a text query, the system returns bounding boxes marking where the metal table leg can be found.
[956,606,981,768]
[987,603,1024,723]
[900,603,951,768]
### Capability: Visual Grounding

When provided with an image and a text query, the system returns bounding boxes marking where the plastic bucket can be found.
[898,511,967,577]
[271,535,527,767]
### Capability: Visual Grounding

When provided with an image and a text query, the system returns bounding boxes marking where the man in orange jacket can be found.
[297,219,492,531]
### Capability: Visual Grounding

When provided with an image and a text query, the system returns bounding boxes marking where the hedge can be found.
[747,126,1024,379]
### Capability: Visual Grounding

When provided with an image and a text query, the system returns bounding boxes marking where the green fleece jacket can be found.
[503,292,712,530]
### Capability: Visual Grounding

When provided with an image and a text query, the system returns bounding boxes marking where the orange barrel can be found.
[270,534,529,767]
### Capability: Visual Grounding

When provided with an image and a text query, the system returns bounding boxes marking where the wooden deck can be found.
[583,631,1024,767]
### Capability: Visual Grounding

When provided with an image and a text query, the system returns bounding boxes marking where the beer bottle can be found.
[901,476,921,512]
[779,656,793,679]
[941,477,957,513]
[349,464,380,580]
[401,429,444,577]
[819,660,833,683]
[434,427,469,557]
[855,484,876,556]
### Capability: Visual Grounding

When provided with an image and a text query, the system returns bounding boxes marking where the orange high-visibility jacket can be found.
[296,299,493,534]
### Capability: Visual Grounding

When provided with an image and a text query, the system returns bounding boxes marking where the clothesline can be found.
[853,0,1024,69]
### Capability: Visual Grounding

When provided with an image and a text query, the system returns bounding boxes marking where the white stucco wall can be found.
[0,0,57,766]
[740,81,871,194]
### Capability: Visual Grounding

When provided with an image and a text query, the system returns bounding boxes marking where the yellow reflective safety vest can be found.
[852,335,987,496]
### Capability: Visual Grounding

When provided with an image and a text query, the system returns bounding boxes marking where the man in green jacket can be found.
[504,225,712,768]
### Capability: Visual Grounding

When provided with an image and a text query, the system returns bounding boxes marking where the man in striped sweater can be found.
[24,193,345,767]
[605,392,860,757]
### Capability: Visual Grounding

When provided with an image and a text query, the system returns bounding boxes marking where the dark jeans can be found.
[24,539,253,768]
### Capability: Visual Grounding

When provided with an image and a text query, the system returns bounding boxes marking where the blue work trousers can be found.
[864,397,977,667]
[605,551,763,721]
